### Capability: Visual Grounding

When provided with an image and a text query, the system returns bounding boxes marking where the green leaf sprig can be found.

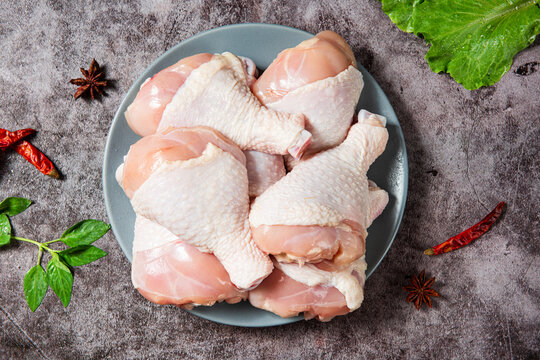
[0,197,110,311]
[380,0,540,89]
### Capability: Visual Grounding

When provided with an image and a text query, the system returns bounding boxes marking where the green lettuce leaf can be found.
[380,0,540,89]
[380,0,421,32]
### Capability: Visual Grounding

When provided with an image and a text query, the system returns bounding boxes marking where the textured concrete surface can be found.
[0,1,538,359]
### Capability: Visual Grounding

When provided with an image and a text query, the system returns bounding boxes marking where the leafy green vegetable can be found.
[24,265,49,312]
[46,254,73,307]
[381,0,420,32]
[0,197,31,216]
[0,197,110,311]
[380,0,540,89]
[60,219,111,247]
[60,245,107,267]
[0,214,11,246]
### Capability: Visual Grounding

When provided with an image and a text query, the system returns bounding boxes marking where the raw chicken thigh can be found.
[159,52,311,158]
[131,216,246,308]
[250,111,389,265]
[249,257,367,321]
[252,31,363,154]
[125,53,214,137]
[119,126,273,289]
[244,150,286,197]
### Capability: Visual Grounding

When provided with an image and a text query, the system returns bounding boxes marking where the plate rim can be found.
[102,23,408,327]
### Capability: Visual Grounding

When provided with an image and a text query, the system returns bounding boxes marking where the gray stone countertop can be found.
[0,1,538,359]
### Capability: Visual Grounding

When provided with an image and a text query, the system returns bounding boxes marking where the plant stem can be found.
[11,236,41,246]
[11,236,57,254]
[43,238,61,245]
[37,248,43,266]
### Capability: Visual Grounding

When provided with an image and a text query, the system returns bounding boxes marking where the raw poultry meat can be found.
[244,150,286,197]
[252,31,357,103]
[118,30,391,321]
[125,54,260,137]
[125,53,214,137]
[249,257,367,321]
[252,31,363,154]
[131,216,246,308]
[119,126,244,199]
[250,111,389,265]
[240,61,287,198]
[158,52,312,158]
[118,126,273,289]
[251,180,388,264]
[239,56,258,87]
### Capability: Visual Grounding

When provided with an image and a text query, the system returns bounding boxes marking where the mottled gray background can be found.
[0,1,538,359]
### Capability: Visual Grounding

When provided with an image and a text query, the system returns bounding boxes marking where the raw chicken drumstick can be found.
[249,257,367,321]
[118,126,273,289]
[252,31,364,154]
[158,52,311,159]
[125,53,214,137]
[125,54,259,137]
[131,216,246,308]
[249,111,389,265]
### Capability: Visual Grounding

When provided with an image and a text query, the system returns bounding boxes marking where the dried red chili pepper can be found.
[11,141,59,179]
[0,128,59,179]
[424,201,505,256]
[0,128,35,148]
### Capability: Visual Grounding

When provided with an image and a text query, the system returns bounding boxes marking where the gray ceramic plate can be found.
[103,23,408,327]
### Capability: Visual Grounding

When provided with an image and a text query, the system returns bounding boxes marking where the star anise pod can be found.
[69,59,108,100]
[403,269,440,310]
